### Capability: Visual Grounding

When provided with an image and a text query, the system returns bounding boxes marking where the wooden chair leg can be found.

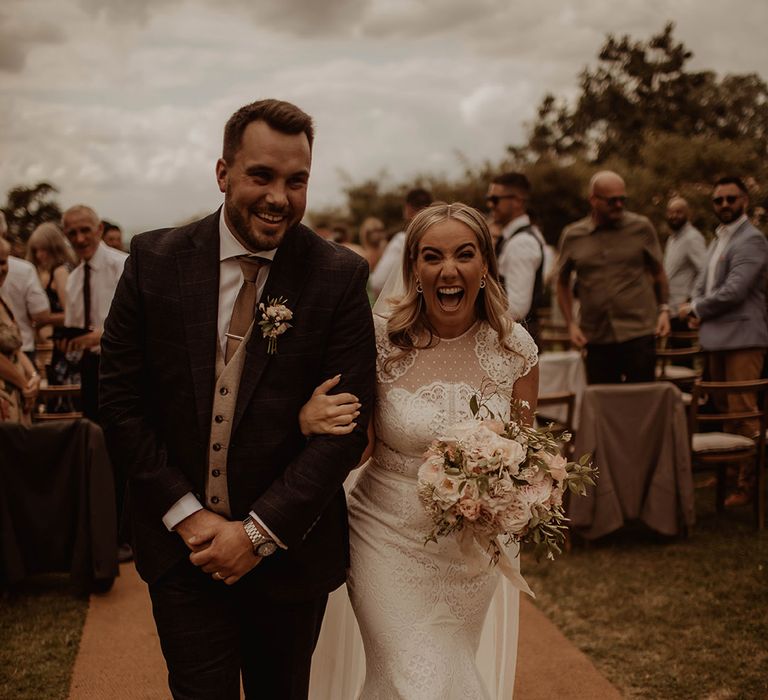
[716,465,727,514]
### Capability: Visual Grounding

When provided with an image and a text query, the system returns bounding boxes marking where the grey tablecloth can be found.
[567,382,695,539]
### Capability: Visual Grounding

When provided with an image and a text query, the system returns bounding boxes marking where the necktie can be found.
[225,256,267,363]
[83,262,92,328]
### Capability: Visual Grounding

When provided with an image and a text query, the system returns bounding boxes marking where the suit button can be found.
[212,469,221,477]
[211,496,220,504]
[214,415,224,423]
[220,387,229,396]
[212,443,222,452]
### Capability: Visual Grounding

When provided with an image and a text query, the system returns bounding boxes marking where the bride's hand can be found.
[299,374,361,437]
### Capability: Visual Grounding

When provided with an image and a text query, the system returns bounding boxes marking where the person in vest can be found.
[99,99,376,700]
[487,171,546,344]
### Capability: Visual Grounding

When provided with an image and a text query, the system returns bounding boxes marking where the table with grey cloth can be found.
[567,382,695,539]
[538,350,587,428]
[0,418,118,593]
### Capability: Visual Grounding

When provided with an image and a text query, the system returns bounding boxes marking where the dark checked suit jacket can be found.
[99,210,376,600]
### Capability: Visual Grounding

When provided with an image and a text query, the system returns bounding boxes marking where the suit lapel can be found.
[177,212,220,439]
[233,224,312,433]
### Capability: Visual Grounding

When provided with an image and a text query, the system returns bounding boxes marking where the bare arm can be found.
[512,362,539,427]
[556,268,587,349]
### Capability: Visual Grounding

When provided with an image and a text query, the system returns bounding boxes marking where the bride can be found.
[301,202,539,699]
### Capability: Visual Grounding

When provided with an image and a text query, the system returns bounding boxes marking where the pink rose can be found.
[458,498,482,521]
[542,451,568,483]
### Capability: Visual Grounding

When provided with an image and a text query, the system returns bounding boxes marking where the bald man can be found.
[557,171,670,384]
[663,197,707,324]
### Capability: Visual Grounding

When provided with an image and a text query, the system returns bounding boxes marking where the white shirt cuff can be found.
[249,511,287,549]
[163,492,204,531]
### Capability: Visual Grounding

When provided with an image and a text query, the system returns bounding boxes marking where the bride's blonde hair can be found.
[385,202,513,362]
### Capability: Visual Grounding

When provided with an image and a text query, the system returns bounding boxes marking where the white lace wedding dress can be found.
[310,316,538,700]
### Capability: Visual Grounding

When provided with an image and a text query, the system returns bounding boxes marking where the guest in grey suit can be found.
[679,176,768,507]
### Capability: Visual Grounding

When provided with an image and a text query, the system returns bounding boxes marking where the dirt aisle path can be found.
[68,563,621,699]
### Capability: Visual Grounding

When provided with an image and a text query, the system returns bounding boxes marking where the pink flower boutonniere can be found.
[258,296,293,355]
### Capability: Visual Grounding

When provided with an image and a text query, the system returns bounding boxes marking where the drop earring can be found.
[479,277,486,289]
[416,280,423,294]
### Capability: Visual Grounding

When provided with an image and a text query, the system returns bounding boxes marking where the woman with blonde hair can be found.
[27,221,76,327]
[358,216,387,272]
[304,202,539,698]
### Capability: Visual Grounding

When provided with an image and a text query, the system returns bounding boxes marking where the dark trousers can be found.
[149,558,328,700]
[585,335,656,385]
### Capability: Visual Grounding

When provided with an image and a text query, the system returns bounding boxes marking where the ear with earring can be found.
[416,279,423,294]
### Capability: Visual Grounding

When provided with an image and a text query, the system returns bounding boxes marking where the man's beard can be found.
[666,219,686,231]
[716,203,745,225]
[225,200,290,252]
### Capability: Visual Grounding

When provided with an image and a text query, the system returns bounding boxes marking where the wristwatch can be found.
[242,517,278,557]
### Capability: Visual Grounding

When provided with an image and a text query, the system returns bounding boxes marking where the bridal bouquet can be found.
[417,390,596,566]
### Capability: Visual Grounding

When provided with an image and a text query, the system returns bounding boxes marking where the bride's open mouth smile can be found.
[436,286,465,311]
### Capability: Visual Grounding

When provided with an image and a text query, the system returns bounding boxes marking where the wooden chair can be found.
[35,382,83,421]
[537,331,572,353]
[35,341,54,374]
[656,346,702,390]
[688,379,768,529]
[536,391,576,453]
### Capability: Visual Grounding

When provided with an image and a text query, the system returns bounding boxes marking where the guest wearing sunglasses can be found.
[487,172,548,344]
[556,170,670,384]
[678,176,768,508]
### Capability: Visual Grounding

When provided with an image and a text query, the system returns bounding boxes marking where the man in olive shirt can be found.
[557,171,671,384]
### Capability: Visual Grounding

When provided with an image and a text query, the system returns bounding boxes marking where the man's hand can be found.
[22,373,41,411]
[67,329,102,352]
[188,519,261,586]
[655,310,671,338]
[174,508,228,552]
[568,321,587,349]
[677,302,692,321]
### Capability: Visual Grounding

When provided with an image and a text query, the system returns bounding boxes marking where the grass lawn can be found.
[523,490,768,700]
[0,575,88,700]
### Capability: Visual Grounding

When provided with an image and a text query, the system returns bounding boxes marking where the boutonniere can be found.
[258,296,293,355]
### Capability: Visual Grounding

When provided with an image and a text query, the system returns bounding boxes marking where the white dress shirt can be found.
[369,230,405,297]
[162,212,284,547]
[64,242,128,345]
[497,215,545,320]
[1,256,50,352]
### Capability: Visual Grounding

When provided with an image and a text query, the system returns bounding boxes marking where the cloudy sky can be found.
[2,0,767,235]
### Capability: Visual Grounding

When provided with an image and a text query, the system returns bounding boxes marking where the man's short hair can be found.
[405,188,432,211]
[102,219,121,234]
[714,176,748,193]
[491,172,531,195]
[222,99,314,164]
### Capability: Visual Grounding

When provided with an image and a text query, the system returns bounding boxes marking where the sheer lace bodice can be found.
[373,317,538,477]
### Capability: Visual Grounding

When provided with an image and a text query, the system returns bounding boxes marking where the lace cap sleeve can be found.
[475,321,538,390]
[509,322,539,377]
[374,314,416,384]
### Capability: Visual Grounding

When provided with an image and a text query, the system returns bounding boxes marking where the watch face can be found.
[257,541,278,557]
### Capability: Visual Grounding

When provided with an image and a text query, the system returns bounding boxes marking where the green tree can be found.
[526,23,768,166]
[2,182,62,244]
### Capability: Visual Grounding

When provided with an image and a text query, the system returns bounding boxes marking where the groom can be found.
[99,99,376,699]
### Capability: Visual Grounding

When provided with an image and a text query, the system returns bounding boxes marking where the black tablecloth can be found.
[0,419,118,592]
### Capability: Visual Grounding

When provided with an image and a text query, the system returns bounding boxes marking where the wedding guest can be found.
[557,170,670,384]
[27,222,77,329]
[0,214,51,366]
[358,217,387,273]
[102,220,125,251]
[61,205,127,422]
[487,171,547,342]
[678,176,768,507]
[663,196,707,327]
[369,188,432,297]
[0,238,40,425]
